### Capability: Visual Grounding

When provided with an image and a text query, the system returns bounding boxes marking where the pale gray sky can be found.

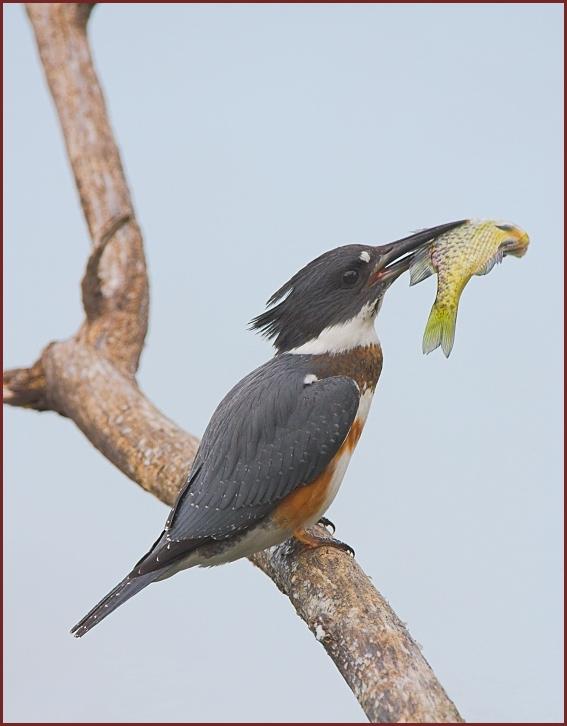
[4,3,563,722]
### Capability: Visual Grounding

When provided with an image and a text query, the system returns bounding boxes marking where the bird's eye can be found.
[342,269,359,287]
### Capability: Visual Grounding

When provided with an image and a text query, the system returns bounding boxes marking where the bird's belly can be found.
[270,387,374,531]
[301,445,354,528]
[314,387,375,519]
[169,522,289,571]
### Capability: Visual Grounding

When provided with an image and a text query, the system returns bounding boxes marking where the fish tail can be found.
[422,301,459,357]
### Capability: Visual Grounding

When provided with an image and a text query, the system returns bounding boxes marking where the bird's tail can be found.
[422,301,459,358]
[71,570,160,638]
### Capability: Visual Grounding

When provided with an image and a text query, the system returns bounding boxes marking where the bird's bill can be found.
[368,219,468,287]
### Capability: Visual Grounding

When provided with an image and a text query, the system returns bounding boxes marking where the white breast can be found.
[355,386,375,425]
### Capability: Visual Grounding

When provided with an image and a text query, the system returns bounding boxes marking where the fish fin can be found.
[409,247,435,286]
[422,303,458,358]
[475,248,504,276]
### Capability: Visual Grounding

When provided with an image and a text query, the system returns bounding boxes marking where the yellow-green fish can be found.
[410,220,529,357]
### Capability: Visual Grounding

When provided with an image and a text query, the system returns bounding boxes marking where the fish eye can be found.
[342,269,359,287]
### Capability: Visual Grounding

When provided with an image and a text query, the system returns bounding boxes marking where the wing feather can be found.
[137,354,360,573]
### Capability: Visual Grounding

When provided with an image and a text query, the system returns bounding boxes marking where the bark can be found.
[4,5,463,722]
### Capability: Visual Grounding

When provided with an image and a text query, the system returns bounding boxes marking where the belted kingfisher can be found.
[72,220,465,637]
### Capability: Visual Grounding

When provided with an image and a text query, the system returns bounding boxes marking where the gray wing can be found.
[136,354,359,574]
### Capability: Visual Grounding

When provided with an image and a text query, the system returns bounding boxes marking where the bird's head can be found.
[251,220,467,354]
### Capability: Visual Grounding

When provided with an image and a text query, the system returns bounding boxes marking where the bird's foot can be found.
[317,516,336,535]
[293,528,355,558]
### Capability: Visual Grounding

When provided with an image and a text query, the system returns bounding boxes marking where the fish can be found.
[409,219,529,357]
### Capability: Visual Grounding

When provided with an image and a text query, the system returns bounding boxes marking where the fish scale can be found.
[410,219,529,357]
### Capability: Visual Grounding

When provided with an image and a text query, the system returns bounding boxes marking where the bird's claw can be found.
[317,516,336,535]
[316,518,353,555]
[293,527,355,558]
[329,539,355,558]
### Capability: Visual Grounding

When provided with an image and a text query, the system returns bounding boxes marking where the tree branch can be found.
[5,5,463,722]
[25,2,148,376]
